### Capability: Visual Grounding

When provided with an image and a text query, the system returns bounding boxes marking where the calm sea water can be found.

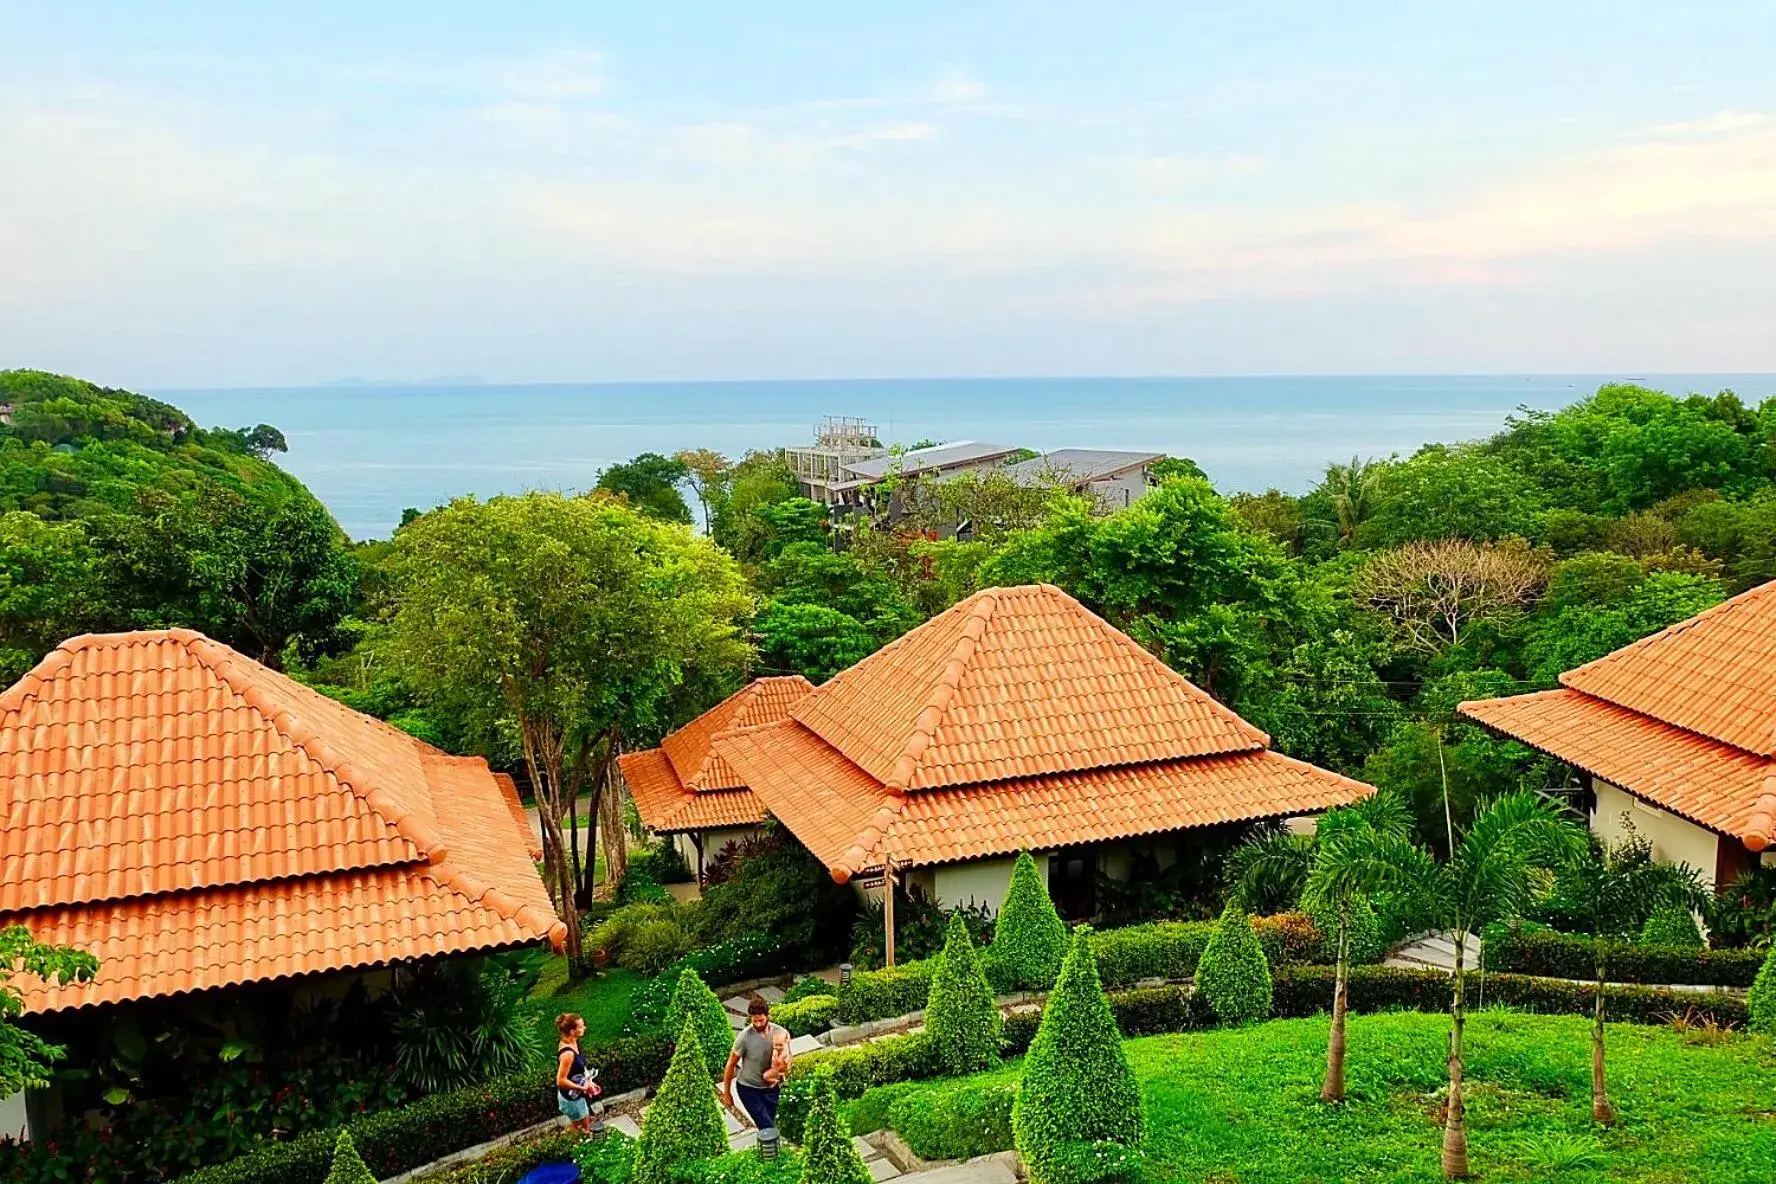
[157,375,1776,541]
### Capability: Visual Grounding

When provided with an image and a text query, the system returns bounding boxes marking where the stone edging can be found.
[381,1087,649,1183]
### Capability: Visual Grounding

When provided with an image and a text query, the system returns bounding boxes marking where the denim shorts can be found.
[559,1093,591,1122]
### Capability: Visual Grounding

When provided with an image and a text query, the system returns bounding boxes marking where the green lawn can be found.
[856,1011,1776,1183]
[515,954,644,1065]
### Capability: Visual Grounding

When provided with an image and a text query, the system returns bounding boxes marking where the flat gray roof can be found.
[841,440,1022,481]
[1004,448,1165,486]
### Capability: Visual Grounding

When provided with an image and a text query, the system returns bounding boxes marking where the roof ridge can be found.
[176,632,451,867]
[884,588,1001,791]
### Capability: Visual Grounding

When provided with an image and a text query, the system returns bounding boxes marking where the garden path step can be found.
[605,1114,641,1139]
[894,1160,1019,1184]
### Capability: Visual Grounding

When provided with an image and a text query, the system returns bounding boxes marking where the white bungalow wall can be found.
[1592,780,1723,891]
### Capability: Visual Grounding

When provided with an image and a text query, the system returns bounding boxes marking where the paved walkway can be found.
[1385,931,1483,972]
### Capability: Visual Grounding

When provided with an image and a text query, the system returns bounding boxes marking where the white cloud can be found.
[1648,110,1767,138]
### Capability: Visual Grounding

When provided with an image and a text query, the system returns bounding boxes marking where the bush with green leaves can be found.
[1640,900,1705,948]
[698,829,857,963]
[925,912,1002,1075]
[886,1080,1017,1161]
[572,1128,637,1184]
[801,1073,872,1184]
[1014,927,1144,1184]
[781,975,836,1004]
[665,969,735,1075]
[774,994,839,1036]
[588,901,699,974]
[984,850,1069,992]
[322,1132,375,1184]
[1194,906,1273,1026]
[633,1019,729,1184]
[1750,944,1776,1035]
[1305,891,1386,965]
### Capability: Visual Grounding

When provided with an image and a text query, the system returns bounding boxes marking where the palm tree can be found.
[1323,455,1383,544]
[1227,794,1413,1103]
[1550,833,1704,1124]
[1321,791,1583,1179]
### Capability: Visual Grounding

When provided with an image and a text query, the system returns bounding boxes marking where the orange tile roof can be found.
[717,719,1370,879]
[618,677,811,834]
[709,584,1368,881]
[789,585,1269,792]
[1559,580,1776,756]
[1459,580,1776,852]
[659,676,814,791]
[0,631,564,1013]
[493,772,544,861]
[1460,688,1775,846]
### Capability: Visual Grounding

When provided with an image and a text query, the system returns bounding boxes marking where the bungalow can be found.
[0,629,562,1141]
[1002,449,1165,511]
[1461,579,1776,891]
[656,583,1373,916]
[619,675,815,880]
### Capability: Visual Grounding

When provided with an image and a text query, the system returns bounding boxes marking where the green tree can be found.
[1013,927,1144,1184]
[1194,905,1273,1027]
[752,601,877,681]
[980,477,1305,699]
[709,451,800,562]
[1227,793,1413,1100]
[634,1019,729,1184]
[926,913,1001,1075]
[1,926,98,1096]
[1356,446,1545,547]
[801,1071,872,1184]
[1640,899,1705,948]
[1749,944,1776,1035]
[984,851,1069,992]
[323,1130,377,1184]
[665,969,734,1076]
[1521,561,1724,682]
[1316,455,1384,545]
[1322,791,1583,1178]
[389,492,751,960]
[0,512,109,683]
[596,452,693,523]
[673,447,731,527]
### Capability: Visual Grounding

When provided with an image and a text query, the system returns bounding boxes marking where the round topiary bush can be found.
[926,911,1003,1076]
[665,968,735,1075]
[1749,943,1776,1035]
[1640,900,1705,949]
[1195,905,1273,1026]
[801,1071,872,1184]
[985,850,1069,993]
[633,1018,729,1184]
[323,1131,376,1184]
[1013,927,1144,1184]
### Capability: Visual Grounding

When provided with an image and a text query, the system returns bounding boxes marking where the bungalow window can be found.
[1048,846,1098,921]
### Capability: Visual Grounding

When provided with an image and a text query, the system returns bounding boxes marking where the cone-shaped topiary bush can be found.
[927,911,1003,1075]
[1013,926,1144,1184]
[1640,900,1705,949]
[986,850,1070,992]
[1750,943,1776,1035]
[324,1131,376,1184]
[633,1017,729,1184]
[666,967,735,1075]
[801,1070,872,1184]
[1307,889,1386,965]
[1195,904,1273,1026]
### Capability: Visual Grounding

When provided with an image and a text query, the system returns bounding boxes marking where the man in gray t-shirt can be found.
[721,998,792,1134]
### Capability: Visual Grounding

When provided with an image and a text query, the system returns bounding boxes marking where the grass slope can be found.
[856,1011,1776,1183]
[516,958,645,1063]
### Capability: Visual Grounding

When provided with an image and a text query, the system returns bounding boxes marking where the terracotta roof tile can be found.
[659,676,814,791]
[1559,580,1776,755]
[493,772,543,861]
[717,719,1370,878]
[789,584,1267,792]
[1460,687,1776,848]
[618,746,768,834]
[0,631,563,1013]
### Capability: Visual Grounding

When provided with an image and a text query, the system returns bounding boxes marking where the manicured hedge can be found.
[1273,965,1749,1027]
[837,959,936,1024]
[776,993,841,1036]
[173,1035,672,1184]
[1481,926,1763,988]
[627,932,792,1034]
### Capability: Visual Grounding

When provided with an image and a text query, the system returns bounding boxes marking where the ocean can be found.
[157,374,1776,541]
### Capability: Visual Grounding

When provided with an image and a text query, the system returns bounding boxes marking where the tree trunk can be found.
[1592,946,1615,1125]
[583,781,602,906]
[1442,931,1470,1179]
[1321,895,1351,1103]
[567,790,583,905]
[600,766,628,890]
[519,722,582,965]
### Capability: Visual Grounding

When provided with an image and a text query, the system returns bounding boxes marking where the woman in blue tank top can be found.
[555,1013,599,1134]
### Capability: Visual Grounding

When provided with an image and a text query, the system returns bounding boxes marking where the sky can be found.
[5,2,1776,387]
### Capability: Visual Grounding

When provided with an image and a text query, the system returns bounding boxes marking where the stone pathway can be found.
[721,987,822,1054]
[1386,930,1482,972]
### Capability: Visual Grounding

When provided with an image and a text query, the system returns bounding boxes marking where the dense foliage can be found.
[633,1020,729,1184]
[1192,906,1273,1026]
[801,1073,872,1184]
[1013,928,1144,1184]
[1749,945,1776,1035]
[983,851,1070,993]
[665,970,734,1076]
[924,913,1002,1075]
[321,1132,374,1184]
